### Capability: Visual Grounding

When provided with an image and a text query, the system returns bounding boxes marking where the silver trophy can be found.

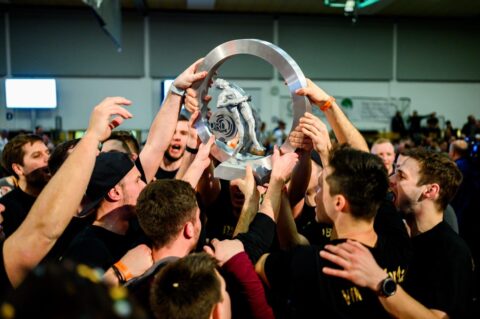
[191,39,312,183]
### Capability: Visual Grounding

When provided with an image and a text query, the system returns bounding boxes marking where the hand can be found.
[295,78,331,108]
[288,125,313,151]
[270,145,299,183]
[230,165,258,200]
[299,113,331,157]
[203,238,244,267]
[173,58,208,90]
[186,111,200,149]
[117,244,153,279]
[184,88,212,113]
[192,135,215,171]
[83,97,133,143]
[319,240,387,291]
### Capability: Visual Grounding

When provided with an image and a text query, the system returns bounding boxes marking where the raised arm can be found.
[296,79,369,152]
[231,165,260,237]
[140,59,208,182]
[4,97,133,287]
[259,146,299,222]
[320,240,448,319]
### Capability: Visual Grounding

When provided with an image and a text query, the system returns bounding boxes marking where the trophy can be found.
[191,39,312,183]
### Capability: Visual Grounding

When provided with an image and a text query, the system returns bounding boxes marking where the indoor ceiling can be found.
[3,0,480,18]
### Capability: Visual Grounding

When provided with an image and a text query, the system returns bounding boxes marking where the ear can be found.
[184,221,194,239]
[422,183,440,200]
[11,163,24,177]
[106,185,122,201]
[335,194,348,213]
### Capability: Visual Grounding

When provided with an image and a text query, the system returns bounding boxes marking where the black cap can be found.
[79,152,134,217]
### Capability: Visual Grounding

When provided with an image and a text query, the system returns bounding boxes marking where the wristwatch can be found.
[170,84,185,97]
[378,276,397,297]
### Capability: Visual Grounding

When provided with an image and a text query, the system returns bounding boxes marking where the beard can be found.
[165,149,184,163]
[25,166,51,189]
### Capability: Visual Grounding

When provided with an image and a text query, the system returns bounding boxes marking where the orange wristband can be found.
[320,96,335,112]
[114,261,133,281]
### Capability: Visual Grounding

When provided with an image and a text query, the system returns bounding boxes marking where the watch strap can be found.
[170,84,185,97]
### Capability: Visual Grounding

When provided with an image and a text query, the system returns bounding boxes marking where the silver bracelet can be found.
[170,84,185,97]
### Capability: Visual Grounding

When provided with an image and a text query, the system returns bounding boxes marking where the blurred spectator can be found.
[462,115,479,139]
[390,111,407,137]
[272,120,287,147]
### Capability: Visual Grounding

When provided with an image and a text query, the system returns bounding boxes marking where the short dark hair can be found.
[136,179,198,248]
[150,253,222,319]
[1,134,44,177]
[327,144,389,220]
[402,148,462,211]
[48,138,81,175]
[105,131,140,156]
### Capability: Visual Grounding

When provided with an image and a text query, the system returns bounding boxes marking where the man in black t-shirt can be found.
[321,148,474,318]
[0,134,50,238]
[257,145,409,319]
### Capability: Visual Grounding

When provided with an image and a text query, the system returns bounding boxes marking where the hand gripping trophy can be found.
[214,78,264,157]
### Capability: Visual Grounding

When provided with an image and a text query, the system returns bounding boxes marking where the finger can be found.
[109,116,124,129]
[106,105,133,119]
[103,96,132,106]
[186,88,198,98]
[191,71,208,82]
[322,266,350,280]
[204,95,213,103]
[319,249,350,269]
[189,111,200,125]
[203,245,215,256]
[191,57,205,71]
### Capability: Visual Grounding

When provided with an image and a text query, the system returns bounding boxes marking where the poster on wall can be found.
[281,95,411,129]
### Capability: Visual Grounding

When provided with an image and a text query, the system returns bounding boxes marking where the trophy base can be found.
[214,155,272,185]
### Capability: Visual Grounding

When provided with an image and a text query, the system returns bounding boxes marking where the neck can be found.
[160,156,182,171]
[18,179,41,197]
[406,204,443,236]
[93,205,131,235]
[152,238,193,262]
[332,216,377,247]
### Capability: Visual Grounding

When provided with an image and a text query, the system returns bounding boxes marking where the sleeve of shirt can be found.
[234,213,276,264]
[223,252,274,319]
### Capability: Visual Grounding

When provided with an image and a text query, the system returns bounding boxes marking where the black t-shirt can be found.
[154,167,178,180]
[265,237,410,319]
[61,225,134,270]
[204,179,238,241]
[0,188,36,238]
[264,199,411,319]
[404,221,474,318]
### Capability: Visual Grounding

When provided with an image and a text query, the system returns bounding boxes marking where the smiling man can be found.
[0,134,50,237]
[320,148,474,319]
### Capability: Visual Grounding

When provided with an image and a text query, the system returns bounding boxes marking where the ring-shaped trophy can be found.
[191,39,312,183]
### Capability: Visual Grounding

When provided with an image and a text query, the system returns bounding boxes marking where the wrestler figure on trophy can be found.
[212,78,265,157]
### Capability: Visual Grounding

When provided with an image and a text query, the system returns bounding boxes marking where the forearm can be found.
[379,285,447,319]
[141,92,183,181]
[277,192,309,250]
[233,193,260,237]
[181,159,208,189]
[287,150,311,207]
[259,177,284,221]
[324,102,369,152]
[223,252,274,319]
[175,152,195,180]
[196,162,220,207]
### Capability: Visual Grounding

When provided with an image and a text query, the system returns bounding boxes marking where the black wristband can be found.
[111,264,126,284]
[186,146,198,154]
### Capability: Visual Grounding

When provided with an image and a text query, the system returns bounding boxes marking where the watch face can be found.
[382,277,397,296]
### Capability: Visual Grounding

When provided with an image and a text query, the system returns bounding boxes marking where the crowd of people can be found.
[0,58,478,318]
